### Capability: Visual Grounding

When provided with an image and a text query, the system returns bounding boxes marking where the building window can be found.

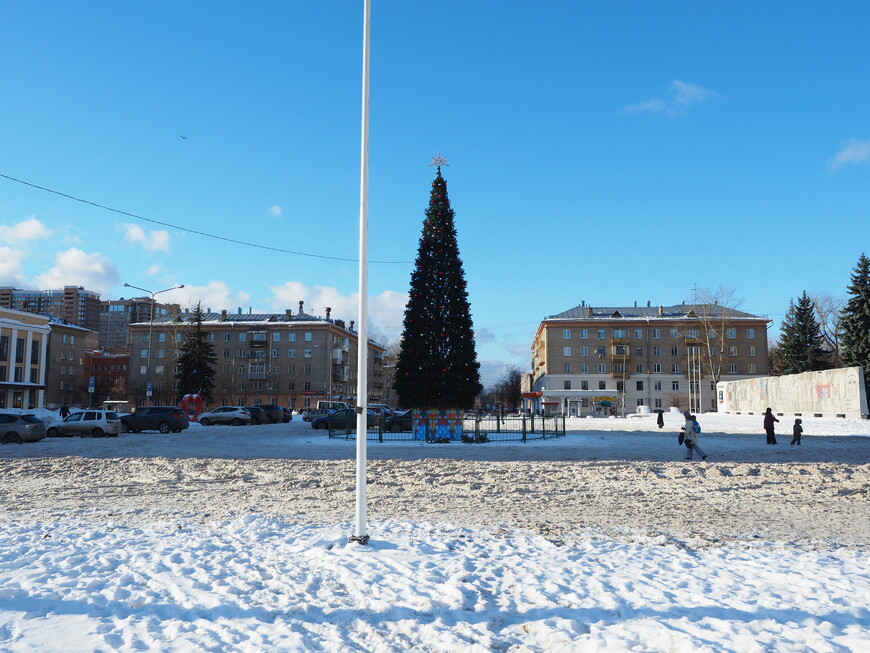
[613,329,626,339]
[562,329,571,339]
[653,346,661,356]
[271,348,279,358]
[726,328,737,339]
[671,363,680,373]
[749,346,756,357]
[580,329,588,339]
[653,329,661,339]
[670,328,678,338]
[224,333,231,342]
[139,365,147,375]
[239,366,246,374]
[303,382,311,391]
[579,363,588,373]
[729,363,739,373]
[563,380,571,390]
[238,333,247,342]
[598,381,606,390]
[222,365,229,373]
[597,347,605,358]
[687,329,700,338]
[748,363,757,374]
[157,333,166,343]
[288,349,296,358]
[272,332,281,341]
[155,365,165,375]
[634,329,643,339]
[614,362,625,373]
[636,381,644,391]
[305,332,313,342]
[728,346,738,356]
[616,381,623,392]
[653,363,661,373]
[239,349,247,358]
[238,381,245,391]
[614,344,627,356]
[654,381,662,391]
[562,346,571,357]
[140,349,148,359]
[672,381,680,391]
[579,346,588,356]
[747,328,755,339]
[654,398,662,408]
[207,333,215,342]
[156,349,165,359]
[636,398,645,407]
[563,364,571,373]
[581,380,589,390]
[289,332,297,342]
[635,363,643,373]
[304,365,311,374]
[598,363,606,373]
[708,329,717,339]
[670,347,678,356]
[304,349,313,358]
[597,329,605,339]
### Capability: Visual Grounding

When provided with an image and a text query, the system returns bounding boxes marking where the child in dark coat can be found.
[790,418,803,445]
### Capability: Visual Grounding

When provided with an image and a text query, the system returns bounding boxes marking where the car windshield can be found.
[22,415,43,424]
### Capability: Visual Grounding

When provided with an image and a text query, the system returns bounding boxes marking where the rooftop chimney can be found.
[284,308,293,321]
[350,320,355,331]
[587,307,593,317]
[658,306,664,316]
[298,300,304,314]
[325,307,331,319]
[221,310,227,321]
[237,307,242,314]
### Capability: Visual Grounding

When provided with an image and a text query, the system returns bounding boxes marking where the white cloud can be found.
[169,281,251,314]
[266,205,283,218]
[269,281,408,345]
[475,328,496,343]
[35,248,120,296]
[121,223,171,253]
[0,246,27,286]
[623,80,719,115]
[145,265,162,277]
[828,138,870,171]
[0,217,52,244]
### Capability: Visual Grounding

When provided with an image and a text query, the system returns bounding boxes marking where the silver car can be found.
[0,413,47,444]
[198,406,252,426]
[47,410,122,438]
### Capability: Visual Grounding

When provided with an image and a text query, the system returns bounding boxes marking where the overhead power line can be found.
[0,172,409,264]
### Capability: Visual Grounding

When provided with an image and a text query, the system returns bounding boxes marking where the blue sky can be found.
[1,1,868,385]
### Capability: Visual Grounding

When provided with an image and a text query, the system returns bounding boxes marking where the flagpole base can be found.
[349,534,370,545]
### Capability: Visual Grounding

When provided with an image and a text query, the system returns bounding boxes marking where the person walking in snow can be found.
[682,411,707,461]
[790,418,803,446]
[59,404,70,418]
[656,410,664,429]
[763,407,779,445]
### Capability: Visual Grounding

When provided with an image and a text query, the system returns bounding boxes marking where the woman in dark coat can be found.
[656,410,664,429]
[763,407,779,444]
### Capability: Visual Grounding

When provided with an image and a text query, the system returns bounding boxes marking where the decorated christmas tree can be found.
[394,156,482,410]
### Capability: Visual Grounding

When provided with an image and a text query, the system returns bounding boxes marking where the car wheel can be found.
[200,418,211,426]
[2,432,22,444]
[314,422,326,430]
[91,428,105,437]
[231,418,242,426]
[121,422,132,433]
[47,427,59,437]
[158,422,171,434]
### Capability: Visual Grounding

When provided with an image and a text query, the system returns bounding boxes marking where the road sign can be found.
[146,381,153,397]
[88,376,95,393]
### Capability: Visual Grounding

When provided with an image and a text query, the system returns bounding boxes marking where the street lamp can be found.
[123,282,184,406]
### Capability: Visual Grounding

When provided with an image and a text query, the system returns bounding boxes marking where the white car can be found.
[47,410,122,438]
[198,406,252,426]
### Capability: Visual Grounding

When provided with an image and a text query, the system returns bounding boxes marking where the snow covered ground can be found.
[0,410,867,651]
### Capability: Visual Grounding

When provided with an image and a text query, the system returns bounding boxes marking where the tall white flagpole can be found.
[351,0,371,545]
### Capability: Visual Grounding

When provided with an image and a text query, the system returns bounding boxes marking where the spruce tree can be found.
[175,302,217,404]
[778,291,829,374]
[840,253,870,395]
[394,162,482,410]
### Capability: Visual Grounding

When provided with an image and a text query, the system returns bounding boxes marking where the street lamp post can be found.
[123,283,184,406]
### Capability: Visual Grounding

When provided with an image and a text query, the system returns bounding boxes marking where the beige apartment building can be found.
[530,303,771,416]
[0,307,51,410]
[128,303,387,410]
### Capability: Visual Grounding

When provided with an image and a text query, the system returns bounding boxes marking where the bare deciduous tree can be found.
[689,286,745,386]
[808,292,843,368]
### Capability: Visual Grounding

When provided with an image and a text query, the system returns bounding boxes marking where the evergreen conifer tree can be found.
[394,163,482,410]
[175,302,217,403]
[840,253,870,395]
[778,291,829,374]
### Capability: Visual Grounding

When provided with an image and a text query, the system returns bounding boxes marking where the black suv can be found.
[121,406,189,434]
[259,404,287,423]
[243,406,269,425]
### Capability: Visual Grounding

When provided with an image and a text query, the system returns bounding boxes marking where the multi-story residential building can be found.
[0,286,101,332]
[99,297,181,349]
[0,308,51,410]
[83,350,131,408]
[127,302,387,410]
[530,303,770,416]
[43,318,94,409]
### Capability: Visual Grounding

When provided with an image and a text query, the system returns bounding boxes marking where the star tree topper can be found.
[430,152,448,169]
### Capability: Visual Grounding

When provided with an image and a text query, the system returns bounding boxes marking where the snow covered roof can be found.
[547,303,767,321]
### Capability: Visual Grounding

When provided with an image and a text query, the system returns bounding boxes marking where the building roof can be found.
[144,311,325,325]
[547,303,768,321]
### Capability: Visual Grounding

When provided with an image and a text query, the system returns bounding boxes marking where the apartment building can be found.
[530,303,770,416]
[0,286,101,332]
[83,350,131,408]
[0,307,51,410]
[127,303,387,410]
[43,318,94,409]
[100,296,181,349]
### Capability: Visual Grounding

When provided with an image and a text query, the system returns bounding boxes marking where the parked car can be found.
[258,404,286,424]
[312,408,379,430]
[244,406,268,425]
[384,409,412,432]
[120,406,189,434]
[281,407,293,422]
[47,410,122,438]
[0,413,47,444]
[303,408,335,423]
[198,406,252,426]
[368,403,396,415]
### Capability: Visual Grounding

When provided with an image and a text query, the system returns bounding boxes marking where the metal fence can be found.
[328,413,566,443]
